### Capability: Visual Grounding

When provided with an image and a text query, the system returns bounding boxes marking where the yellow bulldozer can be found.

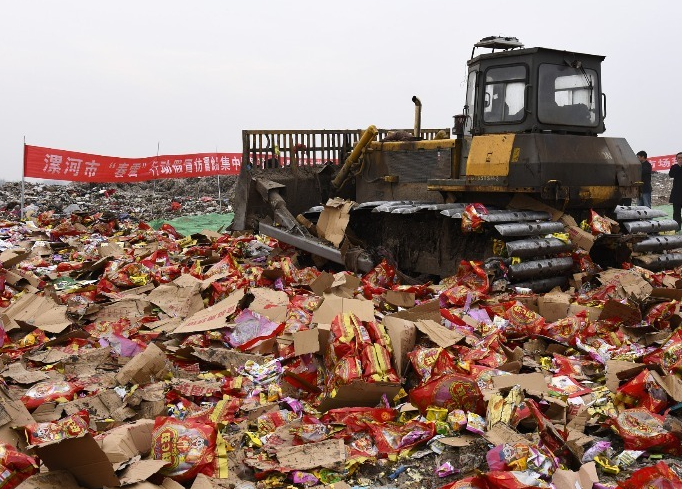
[231,36,681,291]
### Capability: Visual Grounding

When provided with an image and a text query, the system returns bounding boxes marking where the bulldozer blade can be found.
[259,222,374,273]
[231,165,333,231]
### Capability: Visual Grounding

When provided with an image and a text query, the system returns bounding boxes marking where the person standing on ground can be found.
[669,152,682,230]
[636,151,652,208]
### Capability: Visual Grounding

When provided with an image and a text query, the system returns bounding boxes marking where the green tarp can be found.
[149,213,234,236]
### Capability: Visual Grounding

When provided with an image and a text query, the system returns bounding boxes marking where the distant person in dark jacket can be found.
[669,152,682,230]
[636,151,652,208]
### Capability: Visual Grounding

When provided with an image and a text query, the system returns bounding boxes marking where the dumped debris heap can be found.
[0,204,681,489]
[0,178,238,222]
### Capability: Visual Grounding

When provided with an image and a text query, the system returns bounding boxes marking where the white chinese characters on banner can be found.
[26,146,244,182]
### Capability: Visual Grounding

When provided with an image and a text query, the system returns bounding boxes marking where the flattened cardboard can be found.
[145,317,183,334]
[598,268,653,301]
[309,272,335,296]
[276,439,345,470]
[0,250,29,269]
[248,288,288,322]
[161,478,185,489]
[537,289,572,323]
[385,290,415,308]
[605,360,644,392]
[0,387,36,447]
[174,289,245,334]
[93,299,153,323]
[115,343,168,386]
[651,288,682,301]
[599,299,642,325]
[651,371,682,402]
[62,390,125,421]
[16,471,85,489]
[198,229,223,239]
[312,296,374,324]
[117,459,167,485]
[147,276,204,319]
[27,348,70,365]
[31,303,72,334]
[389,299,440,322]
[190,347,267,374]
[98,241,125,258]
[552,462,598,489]
[414,319,464,348]
[316,198,354,247]
[293,328,320,356]
[492,373,548,394]
[31,434,120,489]
[0,313,20,333]
[329,272,361,298]
[190,475,238,489]
[382,316,417,376]
[5,294,71,334]
[484,423,529,446]
[3,362,50,384]
[566,226,594,251]
[310,272,360,299]
[31,402,63,423]
[566,303,602,321]
[318,380,401,412]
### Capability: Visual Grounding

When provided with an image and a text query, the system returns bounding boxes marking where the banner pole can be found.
[21,137,26,219]
[216,146,221,214]
[152,142,159,219]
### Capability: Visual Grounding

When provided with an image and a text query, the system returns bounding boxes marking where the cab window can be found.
[538,63,599,126]
[483,65,526,123]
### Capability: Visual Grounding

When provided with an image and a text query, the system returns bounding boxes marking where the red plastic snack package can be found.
[610,408,682,454]
[438,477,489,489]
[455,260,489,294]
[362,259,396,288]
[619,461,682,489]
[20,380,82,411]
[25,410,90,446]
[0,443,38,489]
[504,302,545,338]
[409,373,485,415]
[151,416,217,482]
[541,311,587,345]
[461,204,488,234]
[589,209,611,235]
[616,370,669,413]
[645,301,677,330]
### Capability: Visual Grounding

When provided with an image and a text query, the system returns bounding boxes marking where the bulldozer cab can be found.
[462,36,605,137]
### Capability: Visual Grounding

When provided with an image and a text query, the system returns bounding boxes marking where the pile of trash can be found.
[0,178,238,222]
[0,205,681,489]
[653,171,674,206]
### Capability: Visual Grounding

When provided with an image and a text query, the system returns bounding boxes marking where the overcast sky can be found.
[1,1,678,182]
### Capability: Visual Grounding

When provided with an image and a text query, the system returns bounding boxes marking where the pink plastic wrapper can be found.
[225,309,284,351]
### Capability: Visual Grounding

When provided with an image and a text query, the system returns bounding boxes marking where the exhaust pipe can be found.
[412,96,422,138]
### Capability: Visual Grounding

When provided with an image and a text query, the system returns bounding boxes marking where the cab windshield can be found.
[483,65,526,123]
[538,63,599,127]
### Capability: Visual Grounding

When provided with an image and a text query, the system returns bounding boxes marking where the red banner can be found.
[650,154,678,172]
[24,145,243,182]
